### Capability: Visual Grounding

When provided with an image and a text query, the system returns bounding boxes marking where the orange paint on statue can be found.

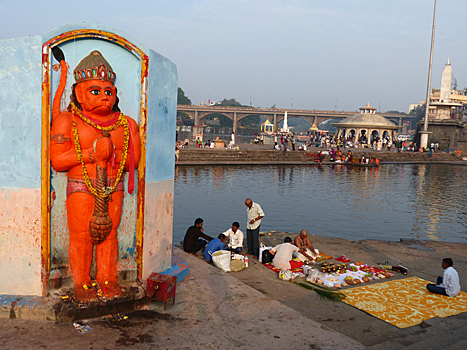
[50,51,141,301]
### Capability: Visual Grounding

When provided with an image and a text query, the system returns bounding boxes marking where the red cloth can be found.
[289,260,304,270]
[265,260,304,274]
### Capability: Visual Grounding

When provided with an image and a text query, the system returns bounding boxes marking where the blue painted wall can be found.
[0,36,43,189]
[146,50,178,182]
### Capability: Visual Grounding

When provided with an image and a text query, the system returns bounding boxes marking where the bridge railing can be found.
[177,105,360,115]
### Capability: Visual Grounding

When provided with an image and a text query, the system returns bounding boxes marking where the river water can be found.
[173,164,467,244]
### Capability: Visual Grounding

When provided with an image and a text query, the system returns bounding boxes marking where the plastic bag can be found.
[279,269,293,281]
[306,268,320,283]
[212,250,231,272]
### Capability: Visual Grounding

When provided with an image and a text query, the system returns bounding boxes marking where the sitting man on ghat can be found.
[183,218,214,255]
[426,258,461,297]
[270,237,313,270]
[222,221,244,254]
[204,234,229,261]
[293,229,319,261]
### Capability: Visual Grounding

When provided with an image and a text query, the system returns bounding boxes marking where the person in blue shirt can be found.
[204,234,228,261]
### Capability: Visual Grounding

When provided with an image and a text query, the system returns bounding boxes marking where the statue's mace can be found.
[89,130,113,244]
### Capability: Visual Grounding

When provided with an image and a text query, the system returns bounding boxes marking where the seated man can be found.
[426,258,461,297]
[183,218,214,255]
[269,237,313,270]
[293,229,319,261]
[204,234,228,261]
[223,222,244,254]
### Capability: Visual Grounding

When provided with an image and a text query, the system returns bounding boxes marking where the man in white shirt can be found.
[426,258,461,297]
[245,198,265,259]
[223,222,244,254]
[269,237,313,270]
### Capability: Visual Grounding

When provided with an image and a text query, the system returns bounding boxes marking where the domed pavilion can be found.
[331,103,401,145]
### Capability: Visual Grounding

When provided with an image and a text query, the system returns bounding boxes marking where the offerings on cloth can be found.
[336,255,350,262]
[320,261,348,274]
[305,268,321,283]
[302,264,313,275]
[325,277,340,283]
[271,256,395,288]
[313,261,394,288]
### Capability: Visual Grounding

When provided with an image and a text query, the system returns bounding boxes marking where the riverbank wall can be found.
[178,147,463,165]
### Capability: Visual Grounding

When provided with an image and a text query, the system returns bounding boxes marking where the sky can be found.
[1,0,466,113]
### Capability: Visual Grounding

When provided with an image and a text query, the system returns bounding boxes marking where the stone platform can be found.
[0,259,189,323]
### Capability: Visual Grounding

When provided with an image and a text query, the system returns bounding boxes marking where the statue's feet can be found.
[98,280,122,299]
[74,282,98,302]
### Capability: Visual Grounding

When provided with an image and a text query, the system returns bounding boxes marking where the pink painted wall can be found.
[142,179,174,280]
[0,188,42,295]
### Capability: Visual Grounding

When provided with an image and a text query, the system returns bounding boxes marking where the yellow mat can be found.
[340,276,467,328]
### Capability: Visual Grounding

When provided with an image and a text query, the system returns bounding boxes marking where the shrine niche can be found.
[50,48,141,300]
[0,23,177,298]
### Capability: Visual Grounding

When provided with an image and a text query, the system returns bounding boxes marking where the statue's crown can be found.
[73,50,116,84]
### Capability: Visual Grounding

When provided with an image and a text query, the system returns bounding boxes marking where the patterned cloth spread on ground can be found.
[340,276,467,328]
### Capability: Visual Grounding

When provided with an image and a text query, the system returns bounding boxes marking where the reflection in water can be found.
[173,164,467,245]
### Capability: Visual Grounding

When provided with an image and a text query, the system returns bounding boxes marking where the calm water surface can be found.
[173,164,467,244]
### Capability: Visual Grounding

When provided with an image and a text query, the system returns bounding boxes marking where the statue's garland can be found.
[70,102,130,198]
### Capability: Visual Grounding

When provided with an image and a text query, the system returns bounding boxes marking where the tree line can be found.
[177,88,260,128]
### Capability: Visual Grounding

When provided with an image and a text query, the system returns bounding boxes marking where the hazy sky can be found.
[1,0,465,112]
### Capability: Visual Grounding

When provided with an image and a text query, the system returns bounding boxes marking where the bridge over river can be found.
[177,105,415,133]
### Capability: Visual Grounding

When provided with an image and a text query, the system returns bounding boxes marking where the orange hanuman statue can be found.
[50,49,141,301]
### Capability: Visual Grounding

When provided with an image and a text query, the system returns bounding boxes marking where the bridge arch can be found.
[236,113,262,128]
[198,112,234,126]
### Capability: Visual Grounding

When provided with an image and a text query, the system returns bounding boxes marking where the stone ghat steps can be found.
[180,150,312,162]
[178,149,461,164]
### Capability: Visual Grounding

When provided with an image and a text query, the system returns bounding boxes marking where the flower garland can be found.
[70,102,123,131]
[71,103,130,199]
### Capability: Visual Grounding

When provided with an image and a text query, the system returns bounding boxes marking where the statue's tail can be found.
[51,47,67,120]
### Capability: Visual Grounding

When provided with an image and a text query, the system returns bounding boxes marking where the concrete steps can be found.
[367,315,467,350]
[178,149,461,164]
